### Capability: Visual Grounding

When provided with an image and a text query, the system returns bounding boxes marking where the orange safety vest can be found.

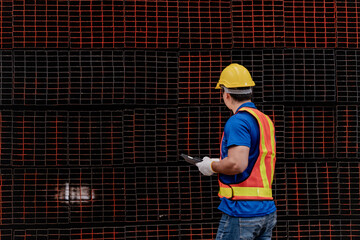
[218,107,276,201]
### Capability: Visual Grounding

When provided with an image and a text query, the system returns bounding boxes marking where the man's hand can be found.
[196,157,220,176]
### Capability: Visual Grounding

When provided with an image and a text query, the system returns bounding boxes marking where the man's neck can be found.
[231,100,251,114]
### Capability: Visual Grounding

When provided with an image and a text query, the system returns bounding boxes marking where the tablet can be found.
[180,153,202,165]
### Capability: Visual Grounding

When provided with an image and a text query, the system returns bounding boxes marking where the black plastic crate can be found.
[338,162,360,216]
[0,51,12,105]
[13,0,69,48]
[69,168,124,224]
[284,106,335,159]
[123,223,218,240]
[0,0,12,49]
[13,229,70,240]
[124,166,221,224]
[1,111,122,166]
[12,168,124,225]
[124,224,179,239]
[178,166,220,222]
[336,50,360,102]
[283,162,340,217]
[337,1,360,48]
[287,219,360,239]
[67,111,123,166]
[0,169,12,226]
[12,50,124,105]
[124,0,178,49]
[13,50,69,105]
[70,228,122,240]
[272,163,286,220]
[272,220,287,239]
[272,162,342,218]
[69,51,124,105]
[124,51,178,105]
[13,168,70,225]
[179,223,218,240]
[284,0,336,48]
[263,49,336,102]
[336,105,359,159]
[124,166,182,223]
[122,108,177,164]
[69,0,124,49]
[232,0,285,48]
[179,0,232,49]
[13,228,122,240]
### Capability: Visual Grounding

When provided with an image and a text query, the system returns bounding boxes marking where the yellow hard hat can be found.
[215,63,255,89]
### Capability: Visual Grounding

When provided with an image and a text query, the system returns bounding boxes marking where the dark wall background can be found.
[0,0,359,239]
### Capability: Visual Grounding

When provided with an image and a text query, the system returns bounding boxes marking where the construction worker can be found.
[196,64,277,240]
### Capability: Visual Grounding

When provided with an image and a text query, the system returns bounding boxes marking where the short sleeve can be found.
[224,115,252,148]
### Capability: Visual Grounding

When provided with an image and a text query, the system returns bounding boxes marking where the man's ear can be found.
[224,92,231,101]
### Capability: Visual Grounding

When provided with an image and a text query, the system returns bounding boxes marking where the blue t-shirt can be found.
[218,102,276,217]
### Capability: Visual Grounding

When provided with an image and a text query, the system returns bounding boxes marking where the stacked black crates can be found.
[0,0,359,239]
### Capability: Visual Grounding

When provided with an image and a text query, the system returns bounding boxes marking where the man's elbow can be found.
[233,164,247,174]
[228,158,247,175]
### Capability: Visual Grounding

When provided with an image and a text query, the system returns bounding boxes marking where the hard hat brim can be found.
[215,82,222,89]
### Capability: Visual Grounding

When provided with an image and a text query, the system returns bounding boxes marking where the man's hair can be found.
[228,87,253,102]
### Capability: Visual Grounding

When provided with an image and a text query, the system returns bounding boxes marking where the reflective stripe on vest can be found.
[218,107,276,200]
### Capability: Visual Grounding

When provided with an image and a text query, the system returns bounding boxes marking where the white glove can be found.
[196,156,220,176]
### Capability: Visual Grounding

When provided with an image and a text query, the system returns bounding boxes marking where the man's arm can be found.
[211,145,249,175]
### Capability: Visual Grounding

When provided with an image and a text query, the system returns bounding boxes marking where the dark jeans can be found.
[215,211,277,240]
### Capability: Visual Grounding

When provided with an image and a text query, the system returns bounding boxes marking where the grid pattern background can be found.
[0,1,359,239]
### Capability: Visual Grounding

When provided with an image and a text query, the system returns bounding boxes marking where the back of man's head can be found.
[226,87,253,102]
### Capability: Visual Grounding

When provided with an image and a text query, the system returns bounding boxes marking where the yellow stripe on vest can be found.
[243,108,269,189]
[267,115,276,184]
[219,186,273,198]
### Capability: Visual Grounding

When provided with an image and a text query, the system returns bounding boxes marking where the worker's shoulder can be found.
[232,110,256,122]
[226,111,255,127]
